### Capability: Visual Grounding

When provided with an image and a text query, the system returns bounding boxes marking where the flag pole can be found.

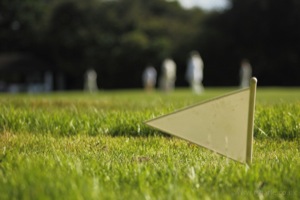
[246,77,257,165]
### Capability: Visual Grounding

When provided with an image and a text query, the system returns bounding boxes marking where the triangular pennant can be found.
[145,77,257,164]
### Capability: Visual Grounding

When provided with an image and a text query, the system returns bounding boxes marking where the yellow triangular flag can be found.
[145,77,257,164]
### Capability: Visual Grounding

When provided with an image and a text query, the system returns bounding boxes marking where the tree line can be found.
[0,0,299,89]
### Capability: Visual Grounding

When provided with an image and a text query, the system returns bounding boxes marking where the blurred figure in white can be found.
[44,71,53,92]
[239,59,252,88]
[159,58,176,92]
[84,68,98,93]
[186,51,204,94]
[142,65,157,92]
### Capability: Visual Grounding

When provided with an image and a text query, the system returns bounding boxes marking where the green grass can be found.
[0,87,300,199]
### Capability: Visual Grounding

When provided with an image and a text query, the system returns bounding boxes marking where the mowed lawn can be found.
[0,87,299,200]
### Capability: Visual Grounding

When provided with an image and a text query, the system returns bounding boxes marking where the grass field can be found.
[0,87,299,199]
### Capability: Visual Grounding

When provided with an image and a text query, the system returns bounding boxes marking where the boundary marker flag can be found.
[145,77,257,164]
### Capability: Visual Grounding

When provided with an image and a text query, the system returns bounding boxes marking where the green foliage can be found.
[0,0,204,89]
[0,0,50,51]
[0,88,300,199]
[199,0,300,86]
[1,0,300,89]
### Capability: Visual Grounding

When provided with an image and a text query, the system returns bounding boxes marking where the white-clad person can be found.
[159,58,176,92]
[239,59,252,88]
[142,65,157,92]
[84,68,98,93]
[186,51,204,94]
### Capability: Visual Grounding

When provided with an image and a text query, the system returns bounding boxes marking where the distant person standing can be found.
[239,59,252,88]
[186,51,204,94]
[159,58,176,92]
[44,71,53,92]
[84,68,98,93]
[142,65,157,92]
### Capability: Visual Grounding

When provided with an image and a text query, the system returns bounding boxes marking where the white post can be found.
[246,77,257,165]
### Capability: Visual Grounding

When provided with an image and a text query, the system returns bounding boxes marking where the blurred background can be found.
[0,0,299,92]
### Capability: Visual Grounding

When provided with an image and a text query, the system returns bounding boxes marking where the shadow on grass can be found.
[106,124,169,137]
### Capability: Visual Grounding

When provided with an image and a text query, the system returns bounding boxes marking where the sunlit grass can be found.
[0,87,299,199]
